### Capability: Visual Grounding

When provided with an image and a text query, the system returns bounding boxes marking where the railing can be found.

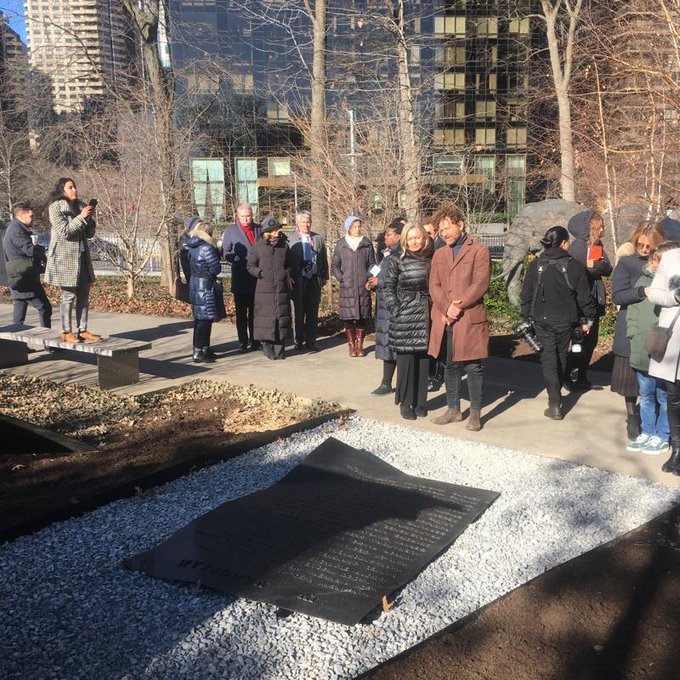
[476,233,506,260]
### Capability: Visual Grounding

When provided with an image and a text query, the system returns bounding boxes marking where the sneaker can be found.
[626,434,651,452]
[641,436,669,455]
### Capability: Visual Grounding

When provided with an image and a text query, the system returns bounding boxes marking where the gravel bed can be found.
[1,417,679,680]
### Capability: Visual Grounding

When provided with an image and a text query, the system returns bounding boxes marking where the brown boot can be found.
[79,330,102,342]
[466,409,482,431]
[544,405,563,420]
[60,331,81,343]
[431,408,463,425]
[355,329,366,357]
[345,329,357,357]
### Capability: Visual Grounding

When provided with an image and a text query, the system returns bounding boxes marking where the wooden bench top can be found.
[0,326,151,356]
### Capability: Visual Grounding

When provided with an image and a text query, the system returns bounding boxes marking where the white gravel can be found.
[1,417,679,680]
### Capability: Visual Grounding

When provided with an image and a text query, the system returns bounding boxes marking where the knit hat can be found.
[185,215,201,232]
[344,216,361,232]
[661,215,680,241]
[261,216,283,234]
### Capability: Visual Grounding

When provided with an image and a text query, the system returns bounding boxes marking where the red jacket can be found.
[428,236,491,361]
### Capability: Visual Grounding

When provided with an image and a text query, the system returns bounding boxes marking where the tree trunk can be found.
[310,0,328,236]
[555,85,576,202]
[394,0,420,221]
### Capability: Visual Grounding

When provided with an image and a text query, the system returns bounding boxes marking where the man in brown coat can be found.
[428,205,491,431]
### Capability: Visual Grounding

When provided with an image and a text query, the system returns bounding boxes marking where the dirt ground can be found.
[2,351,679,679]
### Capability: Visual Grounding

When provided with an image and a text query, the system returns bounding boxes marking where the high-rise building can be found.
[167,0,535,222]
[0,11,28,128]
[25,0,130,113]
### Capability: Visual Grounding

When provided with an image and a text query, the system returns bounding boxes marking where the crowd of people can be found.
[4,185,680,474]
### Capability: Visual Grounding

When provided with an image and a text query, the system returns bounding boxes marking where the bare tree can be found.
[537,0,584,202]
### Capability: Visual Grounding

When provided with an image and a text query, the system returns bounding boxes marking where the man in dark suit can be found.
[222,203,262,352]
[287,211,328,352]
[2,202,52,327]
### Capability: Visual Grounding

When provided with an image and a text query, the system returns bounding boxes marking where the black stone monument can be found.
[123,438,499,625]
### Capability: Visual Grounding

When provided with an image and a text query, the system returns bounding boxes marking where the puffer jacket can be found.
[374,243,400,361]
[247,233,295,341]
[567,210,612,311]
[383,249,432,354]
[188,230,225,321]
[331,235,375,320]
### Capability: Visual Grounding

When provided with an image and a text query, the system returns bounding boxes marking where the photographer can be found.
[520,226,596,420]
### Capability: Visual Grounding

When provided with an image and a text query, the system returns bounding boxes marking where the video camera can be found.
[514,320,543,353]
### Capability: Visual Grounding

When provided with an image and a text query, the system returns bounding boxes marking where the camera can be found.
[571,327,584,353]
[515,320,543,353]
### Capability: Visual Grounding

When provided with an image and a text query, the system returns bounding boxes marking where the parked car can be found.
[88,237,124,264]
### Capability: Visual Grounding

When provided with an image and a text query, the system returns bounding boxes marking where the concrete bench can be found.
[0,326,152,389]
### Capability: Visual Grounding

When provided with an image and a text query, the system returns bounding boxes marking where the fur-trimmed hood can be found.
[616,241,636,258]
[187,227,215,247]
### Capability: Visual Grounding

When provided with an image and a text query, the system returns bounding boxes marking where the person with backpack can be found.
[520,226,596,420]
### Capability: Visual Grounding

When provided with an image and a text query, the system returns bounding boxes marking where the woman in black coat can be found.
[567,211,612,388]
[367,221,403,394]
[520,226,596,420]
[247,216,295,360]
[187,219,226,363]
[611,221,665,439]
[384,224,434,420]
[331,216,376,357]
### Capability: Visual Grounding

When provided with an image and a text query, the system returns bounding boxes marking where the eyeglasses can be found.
[636,242,652,251]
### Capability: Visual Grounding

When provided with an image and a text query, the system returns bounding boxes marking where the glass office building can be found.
[167,0,534,222]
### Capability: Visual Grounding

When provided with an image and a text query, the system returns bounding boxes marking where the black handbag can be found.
[644,307,680,363]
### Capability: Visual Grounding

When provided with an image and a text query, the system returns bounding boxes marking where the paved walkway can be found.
[2,303,677,488]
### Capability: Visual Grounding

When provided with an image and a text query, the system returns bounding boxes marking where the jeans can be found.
[534,321,573,406]
[636,370,669,440]
[443,326,483,411]
[60,260,91,333]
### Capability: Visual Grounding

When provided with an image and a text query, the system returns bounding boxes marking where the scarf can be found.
[239,220,255,246]
[345,234,364,252]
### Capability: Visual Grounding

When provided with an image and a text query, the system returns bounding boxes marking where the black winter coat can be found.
[374,244,400,361]
[247,234,295,341]
[383,250,432,354]
[2,217,46,300]
[331,236,375,321]
[188,233,226,322]
[611,254,648,357]
[520,247,596,326]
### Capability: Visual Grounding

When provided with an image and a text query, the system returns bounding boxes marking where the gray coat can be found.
[3,217,46,300]
[247,234,295,341]
[45,199,96,287]
[611,254,648,357]
[331,236,375,321]
[647,248,680,382]
[222,221,261,295]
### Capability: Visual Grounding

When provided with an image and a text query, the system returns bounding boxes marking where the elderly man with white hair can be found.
[287,210,328,352]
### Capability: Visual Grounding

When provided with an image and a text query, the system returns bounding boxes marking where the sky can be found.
[0,0,27,42]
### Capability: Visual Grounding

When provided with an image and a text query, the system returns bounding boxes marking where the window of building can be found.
[266,101,289,122]
[433,154,464,174]
[232,72,254,93]
[435,71,465,90]
[437,100,466,121]
[235,158,258,210]
[434,16,466,37]
[187,72,219,95]
[434,128,466,148]
[475,155,495,188]
[475,73,497,92]
[410,46,420,65]
[475,100,497,119]
[506,154,526,218]
[435,44,466,66]
[477,17,498,37]
[509,17,530,35]
[506,126,527,149]
[475,127,496,149]
[268,157,290,177]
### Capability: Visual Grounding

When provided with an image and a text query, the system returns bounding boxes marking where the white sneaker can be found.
[626,434,651,452]
[641,436,669,455]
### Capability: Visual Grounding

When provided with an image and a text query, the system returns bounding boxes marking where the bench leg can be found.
[97,352,140,389]
[0,339,28,368]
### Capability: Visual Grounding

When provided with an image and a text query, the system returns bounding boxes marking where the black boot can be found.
[192,348,207,363]
[202,347,217,362]
[626,414,641,440]
[662,440,680,473]
[372,383,393,395]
